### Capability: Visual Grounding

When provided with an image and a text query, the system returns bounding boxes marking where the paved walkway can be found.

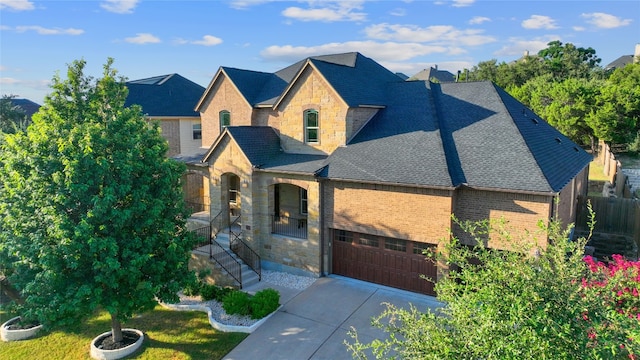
[225,276,442,360]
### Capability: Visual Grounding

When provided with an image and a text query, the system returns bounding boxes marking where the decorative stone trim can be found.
[1,316,43,342]
[90,328,144,360]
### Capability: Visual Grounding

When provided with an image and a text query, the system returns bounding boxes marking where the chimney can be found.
[523,50,529,57]
[434,64,438,70]
[635,43,640,63]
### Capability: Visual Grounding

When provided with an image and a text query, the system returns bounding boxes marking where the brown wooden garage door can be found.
[331,229,437,296]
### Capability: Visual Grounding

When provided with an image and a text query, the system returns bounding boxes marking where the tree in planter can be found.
[0,59,196,345]
[346,212,639,359]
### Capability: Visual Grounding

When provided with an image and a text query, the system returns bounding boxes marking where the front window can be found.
[299,188,308,215]
[229,175,239,204]
[192,123,202,140]
[304,109,319,143]
[220,110,230,132]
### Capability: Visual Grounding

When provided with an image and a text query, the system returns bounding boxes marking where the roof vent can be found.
[555,137,562,144]
[531,118,538,124]
[574,146,580,152]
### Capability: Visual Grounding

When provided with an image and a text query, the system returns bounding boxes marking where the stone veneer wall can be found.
[199,75,253,149]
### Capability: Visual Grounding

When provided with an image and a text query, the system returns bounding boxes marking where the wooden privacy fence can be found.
[576,195,640,248]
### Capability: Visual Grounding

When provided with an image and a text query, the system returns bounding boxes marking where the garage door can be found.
[332,229,437,296]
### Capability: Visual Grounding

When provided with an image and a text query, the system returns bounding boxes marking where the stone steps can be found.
[214,232,260,289]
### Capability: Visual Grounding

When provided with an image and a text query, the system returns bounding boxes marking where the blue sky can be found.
[1,0,638,104]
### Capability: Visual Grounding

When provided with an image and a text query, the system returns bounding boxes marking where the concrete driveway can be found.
[223,275,442,360]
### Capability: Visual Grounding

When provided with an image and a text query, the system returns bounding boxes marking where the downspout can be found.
[318,178,325,276]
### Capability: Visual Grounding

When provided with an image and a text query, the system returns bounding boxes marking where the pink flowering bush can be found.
[582,254,640,359]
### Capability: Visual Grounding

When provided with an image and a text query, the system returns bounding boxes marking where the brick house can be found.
[193,52,592,295]
[125,73,205,158]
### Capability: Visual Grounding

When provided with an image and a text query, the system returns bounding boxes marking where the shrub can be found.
[200,284,221,301]
[222,290,251,316]
[182,276,202,297]
[250,288,280,319]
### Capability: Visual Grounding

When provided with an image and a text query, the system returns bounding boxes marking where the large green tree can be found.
[346,215,639,359]
[537,40,603,81]
[587,63,640,146]
[0,59,195,343]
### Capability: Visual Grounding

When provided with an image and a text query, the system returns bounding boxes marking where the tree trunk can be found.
[110,313,123,343]
[0,275,24,304]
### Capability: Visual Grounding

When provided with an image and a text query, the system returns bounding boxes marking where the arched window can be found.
[219,110,230,132]
[304,109,319,143]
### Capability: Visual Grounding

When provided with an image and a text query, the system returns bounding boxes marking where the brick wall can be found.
[323,181,453,243]
[156,118,180,157]
[453,188,552,250]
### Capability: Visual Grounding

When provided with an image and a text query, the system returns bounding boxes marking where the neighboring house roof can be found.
[203,52,592,194]
[407,67,456,83]
[605,55,634,70]
[125,74,205,117]
[10,98,40,119]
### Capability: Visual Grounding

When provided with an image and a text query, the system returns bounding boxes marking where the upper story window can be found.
[219,110,230,132]
[304,109,319,143]
[192,123,202,140]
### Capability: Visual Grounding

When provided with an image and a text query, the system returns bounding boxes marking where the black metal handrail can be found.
[272,215,308,239]
[210,240,242,288]
[230,234,262,281]
[191,224,212,257]
[210,209,225,237]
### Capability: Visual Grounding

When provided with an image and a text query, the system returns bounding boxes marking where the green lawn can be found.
[0,306,247,359]
[588,158,610,182]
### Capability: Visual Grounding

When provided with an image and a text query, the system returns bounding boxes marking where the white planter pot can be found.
[90,328,144,360]
[1,316,43,341]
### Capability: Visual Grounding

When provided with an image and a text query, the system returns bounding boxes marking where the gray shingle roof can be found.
[125,74,204,117]
[605,55,634,70]
[205,52,592,194]
[319,81,453,187]
[222,127,327,175]
[407,67,456,83]
[10,98,40,119]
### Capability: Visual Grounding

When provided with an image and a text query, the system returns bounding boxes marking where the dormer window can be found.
[220,110,230,132]
[304,109,319,143]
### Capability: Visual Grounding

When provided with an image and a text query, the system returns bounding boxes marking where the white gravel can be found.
[175,270,316,327]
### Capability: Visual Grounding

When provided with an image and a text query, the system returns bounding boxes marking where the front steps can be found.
[213,232,261,289]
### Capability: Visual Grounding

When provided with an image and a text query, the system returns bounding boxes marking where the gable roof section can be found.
[125,74,204,117]
[203,126,327,175]
[437,81,591,192]
[408,67,456,83]
[319,81,454,188]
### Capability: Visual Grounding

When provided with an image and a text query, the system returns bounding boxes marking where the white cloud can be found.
[229,0,271,10]
[522,15,558,30]
[573,26,586,32]
[469,16,490,25]
[14,25,84,35]
[124,33,161,44]
[0,0,34,11]
[0,77,21,85]
[581,12,632,29]
[282,1,366,22]
[174,35,223,46]
[493,36,558,57]
[390,8,406,17]
[100,0,139,14]
[260,41,450,63]
[364,23,496,46]
[452,0,474,8]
